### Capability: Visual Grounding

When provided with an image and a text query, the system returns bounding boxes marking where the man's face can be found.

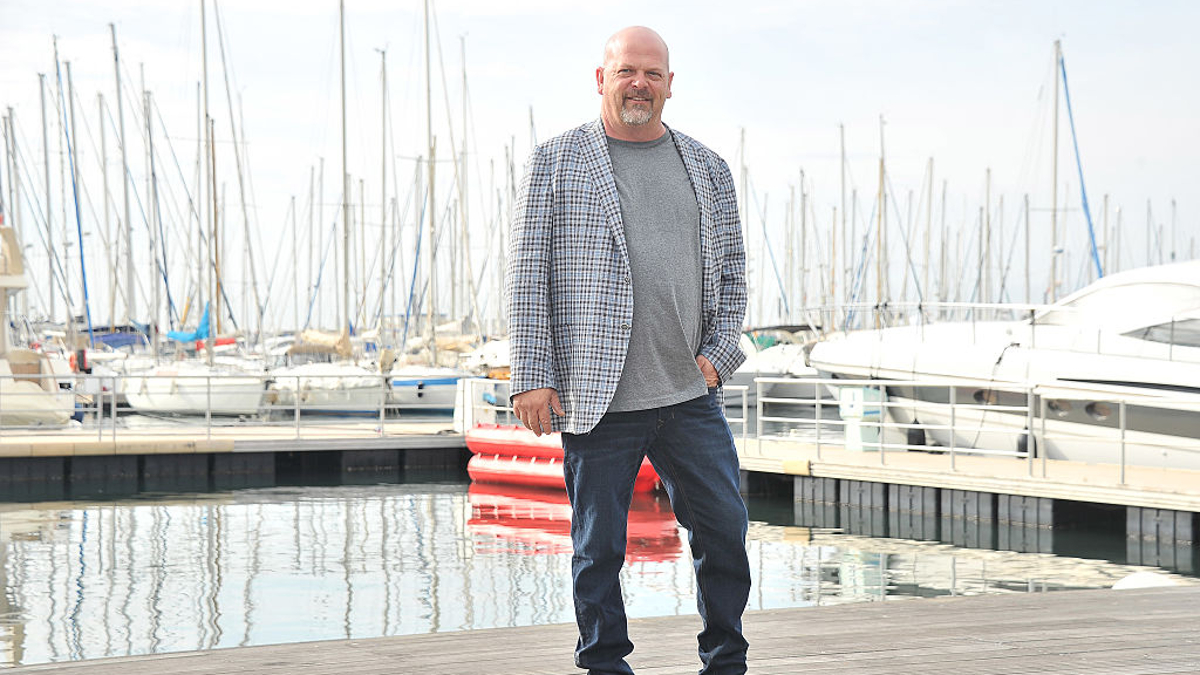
[596,30,673,134]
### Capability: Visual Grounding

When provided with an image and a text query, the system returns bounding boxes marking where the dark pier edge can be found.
[0,446,473,502]
[737,471,1198,576]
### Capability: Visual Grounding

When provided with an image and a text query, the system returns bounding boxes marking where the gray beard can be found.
[618,104,652,126]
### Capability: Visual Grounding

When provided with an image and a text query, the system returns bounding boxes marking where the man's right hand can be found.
[512,387,565,437]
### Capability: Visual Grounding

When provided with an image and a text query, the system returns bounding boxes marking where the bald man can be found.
[505,26,751,675]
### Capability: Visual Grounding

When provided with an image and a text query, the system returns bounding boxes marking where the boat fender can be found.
[906,425,926,449]
[69,349,91,374]
[1017,429,1037,458]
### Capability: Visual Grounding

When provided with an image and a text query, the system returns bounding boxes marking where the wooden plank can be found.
[8,586,1198,675]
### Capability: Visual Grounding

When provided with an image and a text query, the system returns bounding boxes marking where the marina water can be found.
[1,470,1196,667]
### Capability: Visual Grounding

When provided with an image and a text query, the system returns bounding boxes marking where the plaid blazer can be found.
[505,119,747,434]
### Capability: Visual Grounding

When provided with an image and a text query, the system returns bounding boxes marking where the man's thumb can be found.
[550,392,566,416]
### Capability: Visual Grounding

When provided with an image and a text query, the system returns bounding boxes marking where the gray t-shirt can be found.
[606,133,707,412]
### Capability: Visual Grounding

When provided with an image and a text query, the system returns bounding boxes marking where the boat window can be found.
[1046,399,1072,417]
[973,389,999,405]
[1085,402,1112,422]
[1123,318,1200,348]
[1036,283,1200,329]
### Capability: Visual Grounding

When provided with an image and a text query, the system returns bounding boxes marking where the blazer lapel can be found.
[671,128,719,297]
[578,119,629,261]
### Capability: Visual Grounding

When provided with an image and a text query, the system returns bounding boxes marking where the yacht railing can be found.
[4,373,1199,490]
[457,377,749,448]
[742,375,1200,486]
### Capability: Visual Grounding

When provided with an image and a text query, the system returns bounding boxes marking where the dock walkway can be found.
[736,435,1200,513]
[7,586,1198,674]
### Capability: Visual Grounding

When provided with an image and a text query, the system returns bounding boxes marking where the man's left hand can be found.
[696,355,719,387]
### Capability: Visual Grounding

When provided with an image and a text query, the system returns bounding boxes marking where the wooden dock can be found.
[6,586,1198,674]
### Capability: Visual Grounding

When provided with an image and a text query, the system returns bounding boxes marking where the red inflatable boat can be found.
[465,423,661,492]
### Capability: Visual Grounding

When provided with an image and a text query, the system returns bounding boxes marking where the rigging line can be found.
[802,179,830,315]
[213,0,265,338]
[997,208,1026,303]
[260,197,295,324]
[10,126,73,312]
[882,171,925,303]
[148,132,179,330]
[1059,51,1104,280]
[101,93,189,325]
[747,176,789,318]
[54,58,96,346]
[400,187,428,353]
[302,201,343,331]
[843,199,879,332]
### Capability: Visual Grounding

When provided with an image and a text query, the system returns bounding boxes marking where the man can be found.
[505,25,751,675]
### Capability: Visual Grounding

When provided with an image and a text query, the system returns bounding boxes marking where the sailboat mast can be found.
[340,0,350,336]
[1024,194,1031,305]
[923,158,932,301]
[984,167,991,303]
[424,0,437,363]
[875,117,884,328]
[1050,39,1060,302]
[7,111,26,317]
[838,123,845,313]
[201,0,215,360]
[66,61,80,343]
[146,90,161,359]
[379,48,388,334]
[111,24,134,327]
[39,73,54,321]
[100,92,114,330]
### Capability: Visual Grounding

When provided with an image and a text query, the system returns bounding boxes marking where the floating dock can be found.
[734,434,1199,573]
[5,586,1198,674]
[0,419,468,500]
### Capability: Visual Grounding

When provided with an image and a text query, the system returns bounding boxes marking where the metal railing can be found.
[741,374,1200,485]
[5,371,1200,490]
[0,370,414,441]
[457,377,750,441]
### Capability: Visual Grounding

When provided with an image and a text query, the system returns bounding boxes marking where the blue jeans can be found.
[562,389,750,675]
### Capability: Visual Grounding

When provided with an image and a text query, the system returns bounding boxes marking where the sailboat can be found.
[0,225,76,425]
[122,303,267,416]
[265,330,388,416]
[121,2,267,417]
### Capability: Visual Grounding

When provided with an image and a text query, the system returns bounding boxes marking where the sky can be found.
[1,0,1198,332]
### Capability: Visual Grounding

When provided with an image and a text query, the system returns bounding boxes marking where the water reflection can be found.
[0,482,1196,667]
[467,484,682,562]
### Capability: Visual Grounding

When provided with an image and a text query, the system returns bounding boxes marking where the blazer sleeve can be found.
[700,154,748,384]
[505,145,559,398]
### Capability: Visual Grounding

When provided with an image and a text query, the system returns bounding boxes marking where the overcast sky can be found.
[2,0,1197,328]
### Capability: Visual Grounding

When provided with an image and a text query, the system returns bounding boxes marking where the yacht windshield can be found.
[1123,318,1200,348]
[1036,282,1200,330]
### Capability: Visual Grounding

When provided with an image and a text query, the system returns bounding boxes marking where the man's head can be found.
[596,26,672,141]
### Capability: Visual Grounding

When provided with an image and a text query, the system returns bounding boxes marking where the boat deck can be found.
[7,586,1198,674]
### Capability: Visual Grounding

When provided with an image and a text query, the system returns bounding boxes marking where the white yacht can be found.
[728,326,827,406]
[807,261,1200,470]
